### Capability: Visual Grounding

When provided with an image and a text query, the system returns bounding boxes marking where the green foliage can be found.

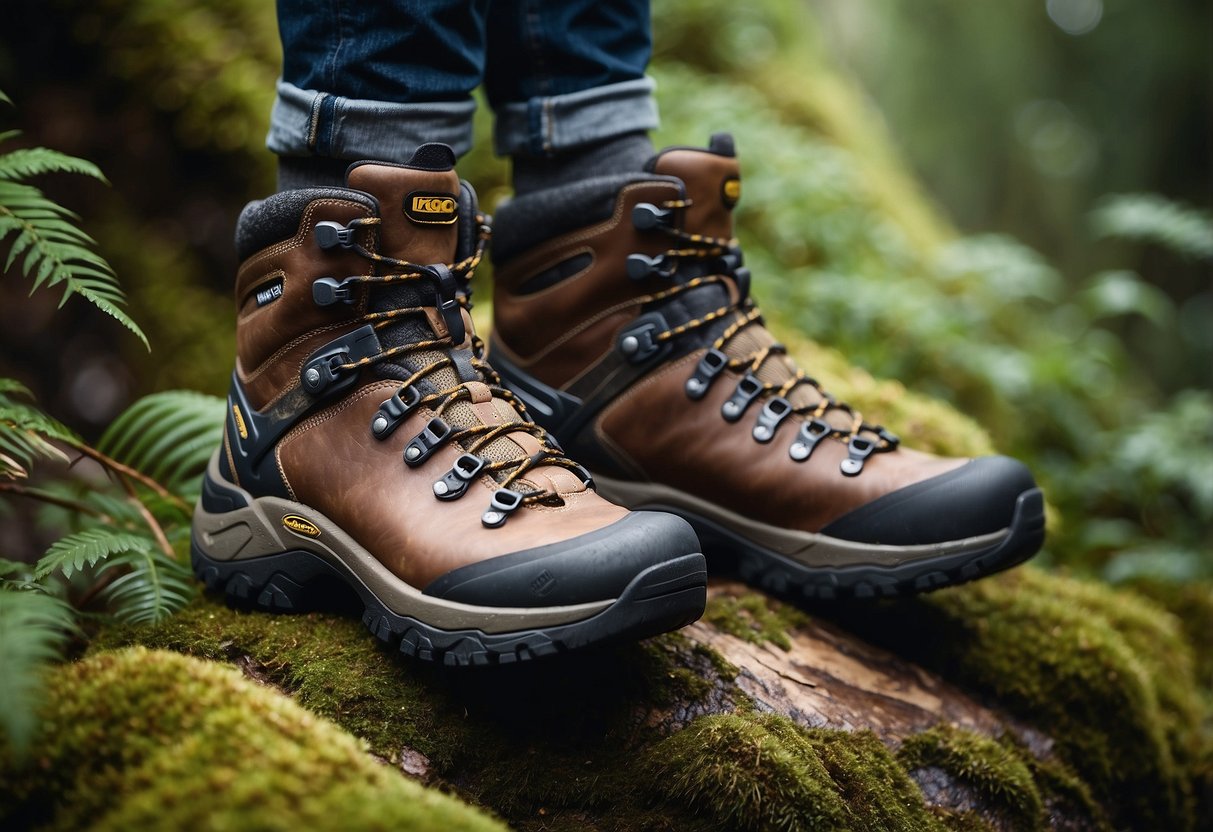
[34,528,156,580]
[0,382,219,750]
[0,648,507,830]
[0,92,145,347]
[0,90,224,753]
[97,390,224,499]
[1092,193,1213,261]
[0,587,75,755]
[0,381,73,479]
[97,546,195,625]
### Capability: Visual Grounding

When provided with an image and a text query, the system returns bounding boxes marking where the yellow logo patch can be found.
[231,404,249,440]
[722,176,741,208]
[404,191,458,225]
[282,514,321,538]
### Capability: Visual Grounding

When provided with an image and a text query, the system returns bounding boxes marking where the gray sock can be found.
[276,156,353,191]
[510,132,653,197]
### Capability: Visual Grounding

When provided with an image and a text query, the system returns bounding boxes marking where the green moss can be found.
[703,592,810,651]
[91,596,475,770]
[646,713,949,832]
[1128,579,1213,694]
[0,648,504,831]
[92,597,743,831]
[827,567,1210,830]
[897,726,1042,831]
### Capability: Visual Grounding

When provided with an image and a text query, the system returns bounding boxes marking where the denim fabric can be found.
[492,77,658,157]
[267,80,479,158]
[271,0,656,161]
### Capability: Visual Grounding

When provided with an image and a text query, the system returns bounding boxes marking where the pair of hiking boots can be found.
[191,136,1045,665]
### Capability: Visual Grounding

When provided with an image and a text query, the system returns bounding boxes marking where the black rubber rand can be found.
[649,488,1045,602]
[190,540,706,667]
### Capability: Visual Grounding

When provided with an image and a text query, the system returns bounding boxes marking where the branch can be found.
[118,474,174,558]
[67,442,189,512]
[0,482,112,522]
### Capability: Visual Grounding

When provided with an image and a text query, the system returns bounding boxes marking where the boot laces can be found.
[321,215,590,525]
[629,198,899,474]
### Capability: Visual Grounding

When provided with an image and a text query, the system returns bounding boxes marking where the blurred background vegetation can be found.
[0,0,1209,585]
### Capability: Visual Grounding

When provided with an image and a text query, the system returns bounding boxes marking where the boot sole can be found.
[594,475,1045,600]
[192,460,706,666]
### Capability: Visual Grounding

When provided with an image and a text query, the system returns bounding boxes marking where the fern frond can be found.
[34,528,157,580]
[98,390,224,499]
[0,587,75,753]
[0,90,11,106]
[100,547,196,624]
[0,558,31,580]
[0,160,146,347]
[0,380,79,479]
[1091,193,1213,260]
[0,147,107,182]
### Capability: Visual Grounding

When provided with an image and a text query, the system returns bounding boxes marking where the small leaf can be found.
[100,547,196,624]
[35,528,157,580]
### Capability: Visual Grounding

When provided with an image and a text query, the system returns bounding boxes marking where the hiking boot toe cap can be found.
[820,455,1039,547]
[422,510,702,608]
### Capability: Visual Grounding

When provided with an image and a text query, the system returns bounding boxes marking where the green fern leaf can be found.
[0,134,146,347]
[0,558,31,580]
[34,528,157,580]
[98,391,225,498]
[0,382,77,479]
[0,587,75,753]
[0,380,81,478]
[0,147,107,182]
[0,90,11,106]
[100,547,196,624]
[1092,193,1213,260]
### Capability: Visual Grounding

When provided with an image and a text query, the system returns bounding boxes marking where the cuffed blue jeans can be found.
[267,0,659,162]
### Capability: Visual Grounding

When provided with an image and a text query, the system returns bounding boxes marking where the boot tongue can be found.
[348,147,583,495]
[346,145,464,378]
[646,132,741,240]
[345,144,461,265]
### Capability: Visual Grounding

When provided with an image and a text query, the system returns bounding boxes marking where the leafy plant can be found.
[0,89,221,754]
[0,91,146,347]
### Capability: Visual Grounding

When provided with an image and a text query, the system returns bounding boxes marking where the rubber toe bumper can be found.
[821,455,1038,546]
[423,511,701,607]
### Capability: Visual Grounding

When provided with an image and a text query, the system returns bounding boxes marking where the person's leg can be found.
[270,0,488,189]
[484,0,658,195]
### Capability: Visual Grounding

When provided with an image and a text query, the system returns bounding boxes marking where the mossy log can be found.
[5,568,1207,832]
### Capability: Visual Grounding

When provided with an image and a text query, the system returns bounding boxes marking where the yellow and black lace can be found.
[313,215,590,527]
[623,198,899,477]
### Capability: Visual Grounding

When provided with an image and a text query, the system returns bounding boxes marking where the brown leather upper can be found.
[235,199,374,411]
[493,180,684,389]
[230,163,628,586]
[492,145,967,534]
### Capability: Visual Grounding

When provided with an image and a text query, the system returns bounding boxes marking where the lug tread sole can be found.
[649,488,1045,602]
[191,540,706,667]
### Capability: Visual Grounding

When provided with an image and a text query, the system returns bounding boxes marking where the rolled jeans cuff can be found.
[493,77,659,158]
[266,79,477,161]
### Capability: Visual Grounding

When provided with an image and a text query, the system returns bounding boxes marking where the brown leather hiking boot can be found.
[190,144,706,664]
[488,134,1045,600]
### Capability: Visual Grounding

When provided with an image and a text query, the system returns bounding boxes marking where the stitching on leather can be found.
[236,199,370,292]
[497,182,679,282]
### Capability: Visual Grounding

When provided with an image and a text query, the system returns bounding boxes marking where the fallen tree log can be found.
[4,566,1206,832]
